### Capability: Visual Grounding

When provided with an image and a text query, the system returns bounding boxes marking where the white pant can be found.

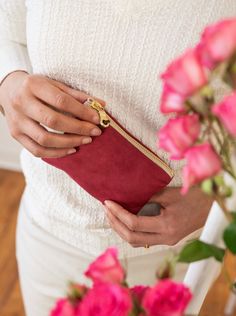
[16,195,189,316]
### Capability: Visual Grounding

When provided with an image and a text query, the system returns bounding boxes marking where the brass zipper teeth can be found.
[106,114,175,178]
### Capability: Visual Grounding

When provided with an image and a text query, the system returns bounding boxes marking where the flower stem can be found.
[209,118,236,179]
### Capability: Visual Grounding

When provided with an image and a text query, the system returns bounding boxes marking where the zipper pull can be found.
[86,99,110,128]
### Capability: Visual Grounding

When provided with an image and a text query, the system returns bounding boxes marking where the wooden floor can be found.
[0,169,25,316]
[0,169,235,316]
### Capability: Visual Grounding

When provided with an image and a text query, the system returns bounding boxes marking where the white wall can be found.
[0,116,22,171]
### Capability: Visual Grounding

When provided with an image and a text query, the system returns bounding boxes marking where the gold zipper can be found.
[89,99,111,128]
[88,99,174,178]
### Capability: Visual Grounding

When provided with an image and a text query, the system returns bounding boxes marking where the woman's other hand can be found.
[0,72,105,158]
[104,186,213,248]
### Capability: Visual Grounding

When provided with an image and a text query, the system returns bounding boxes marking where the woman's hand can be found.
[0,71,104,158]
[104,186,213,248]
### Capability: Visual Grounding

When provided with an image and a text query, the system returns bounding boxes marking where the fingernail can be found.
[91,128,102,136]
[82,137,92,145]
[67,148,76,155]
[104,200,112,207]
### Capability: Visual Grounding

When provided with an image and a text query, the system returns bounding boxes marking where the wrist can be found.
[0,71,29,115]
[0,70,29,87]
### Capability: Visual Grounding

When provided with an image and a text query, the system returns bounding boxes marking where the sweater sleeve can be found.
[0,0,32,84]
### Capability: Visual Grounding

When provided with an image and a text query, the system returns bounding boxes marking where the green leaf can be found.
[177,240,225,263]
[213,175,225,186]
[223,222,236,254]
[201,179,214,195]
[230,59,236,74]
[231,212,236,223]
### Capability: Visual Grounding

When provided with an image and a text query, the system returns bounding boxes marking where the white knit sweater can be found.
[1,0,235,257]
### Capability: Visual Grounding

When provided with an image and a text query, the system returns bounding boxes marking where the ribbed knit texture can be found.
[1,0,236,257]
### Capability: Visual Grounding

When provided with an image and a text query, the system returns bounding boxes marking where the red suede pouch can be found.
[43,100,174,214]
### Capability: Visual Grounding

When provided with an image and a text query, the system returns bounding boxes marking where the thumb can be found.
[149,187,181,207]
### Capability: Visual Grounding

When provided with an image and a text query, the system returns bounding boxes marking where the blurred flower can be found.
[212,92,236,136]
[182,143,222,194]
[50,298,79,316]
[142,279,192,316]
[130,285,149,303]
[158,114,200,160]
[84,247,125,284]
[161,49,208,97]
[197,18,236,69]
[160,84,186,114]
[78,283,132,316]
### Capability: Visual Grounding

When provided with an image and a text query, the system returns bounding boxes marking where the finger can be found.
[104,200,164,234]
[30,77,101,124]
[51,79,106,107]
[22,97,102,136]
[21,119,92,148]
[105,206,164,247]
[18,134,76,158]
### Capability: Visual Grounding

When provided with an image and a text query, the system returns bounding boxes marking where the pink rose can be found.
[131,285,149,303]
[84,247,125,284]
[160,84,186,114]
[182,143,222,194]
[197,18,236,69]
[212,92,236,137]
[50,299,79,316]
[142,279,192,316]
[161,49,208,97]
[78,283,132,316]
[158,114,200,159]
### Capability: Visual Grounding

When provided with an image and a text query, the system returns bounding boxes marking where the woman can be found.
[0,1,235,315]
